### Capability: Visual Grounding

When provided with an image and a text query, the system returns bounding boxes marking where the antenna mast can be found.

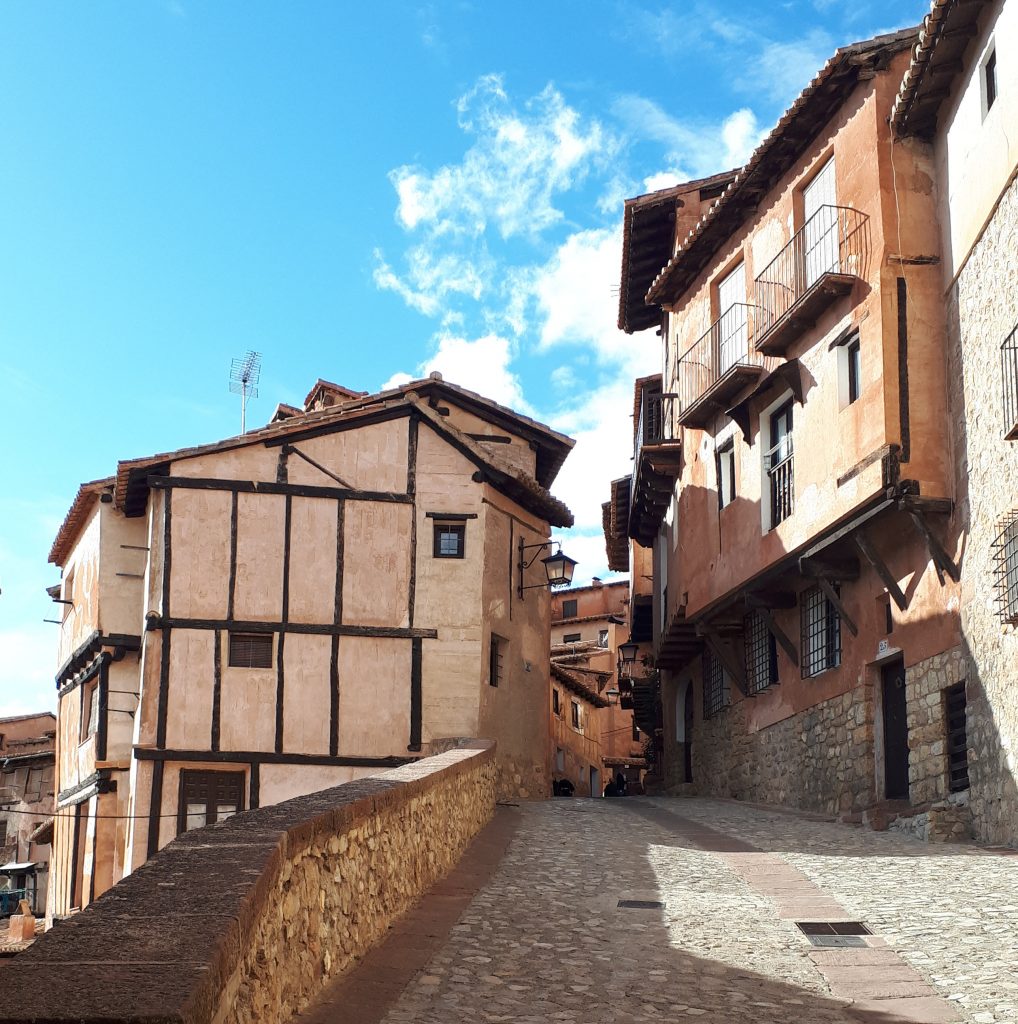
[229,351,262,433]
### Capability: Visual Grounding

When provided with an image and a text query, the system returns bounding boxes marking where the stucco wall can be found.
[5,743,496,1024]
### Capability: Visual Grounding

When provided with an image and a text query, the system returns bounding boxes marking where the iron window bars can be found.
[801,585,841,678]
[992,509,1018,624]
[703,647,729,719]
[1001,324,1018,440]
[745,611,779,693]
[433,523,465,558]
[944,682,970,793]
[228,632,273,669]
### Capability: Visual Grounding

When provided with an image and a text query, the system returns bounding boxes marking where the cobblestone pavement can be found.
[375,797,993,1024]
[651,798,1018,1024]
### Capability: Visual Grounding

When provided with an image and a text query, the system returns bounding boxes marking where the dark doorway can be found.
[881,658,910,800]
[683,684,694,783]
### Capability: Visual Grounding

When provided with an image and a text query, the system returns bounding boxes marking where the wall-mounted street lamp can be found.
[618,641,639,665]
[605,688,621,706]
[517,540,578,599]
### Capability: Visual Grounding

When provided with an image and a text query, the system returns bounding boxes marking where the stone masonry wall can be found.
[947,170,1018,846]
[690,685,875,816]
[0,741,496,1024]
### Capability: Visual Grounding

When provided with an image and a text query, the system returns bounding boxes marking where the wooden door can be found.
[803,158,837,287]
[881,658,910,800]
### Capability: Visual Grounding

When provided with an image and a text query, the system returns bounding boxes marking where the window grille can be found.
[800,586,841,678]
[228,632,273,669]
[177,770,245,835]
[703,648,729,719]
[944,682,970,793]
[1001,324,1018,440]
[766,402,794,528]
[993,510,1018,623]
[744,612,778,693]
[489,634,504,687]
[433,523,465,558]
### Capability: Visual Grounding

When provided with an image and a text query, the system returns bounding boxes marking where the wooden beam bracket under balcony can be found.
[905,508,961,586]
[699,628,749,697]
[654,606,702,671]
[629,441,682,548]
[753,205,867,357]
[854,530,909,611]
[677,303,777,429]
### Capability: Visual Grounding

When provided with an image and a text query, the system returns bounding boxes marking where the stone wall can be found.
[947,170,1018,846]
[0,741,496,1024]
[689,686,875,816]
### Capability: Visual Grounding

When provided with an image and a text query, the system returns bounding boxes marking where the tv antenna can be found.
[229,351,261,433]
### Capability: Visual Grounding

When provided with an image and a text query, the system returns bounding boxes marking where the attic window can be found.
[228,632,273,669]
[433,523,465,559]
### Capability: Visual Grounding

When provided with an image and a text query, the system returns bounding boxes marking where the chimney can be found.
[591,577,603,588]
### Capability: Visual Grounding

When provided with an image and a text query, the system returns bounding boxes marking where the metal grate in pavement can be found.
[617,899,664,910]
[796,921,872,947]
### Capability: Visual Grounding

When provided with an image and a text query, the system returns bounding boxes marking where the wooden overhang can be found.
[655,605,703,671]
[550,663,611,709]
[645,27,918,308]
[629,674,660,735]
[602,477,631,573]
[618,171,737,335]
[891,0,989,140]
[629,441,681,548]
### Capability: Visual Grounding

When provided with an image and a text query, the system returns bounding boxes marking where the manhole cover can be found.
[617,899,664,910]
[796,922,871,947]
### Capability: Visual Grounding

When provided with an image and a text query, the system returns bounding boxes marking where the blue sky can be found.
[0,0,928,714]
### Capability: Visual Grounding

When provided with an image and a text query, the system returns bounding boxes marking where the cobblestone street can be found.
[304,796,1018,1024]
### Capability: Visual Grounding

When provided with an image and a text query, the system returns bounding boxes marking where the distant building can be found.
[0,713,55,915]
[611,26,974,834]
[892,0,1018,844]
[47,374,574,918]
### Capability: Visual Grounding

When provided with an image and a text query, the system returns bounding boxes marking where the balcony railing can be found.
[754,205,867,354]
[1002,326,1018,441]
[629,388,681,546]
[676,303,775,427]
[767,442,794,529]
[631,389,666,496]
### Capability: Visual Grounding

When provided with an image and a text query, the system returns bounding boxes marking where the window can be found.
[702,649,729,719]
[881,594,893,635]
[632,721,640,742]
[744,612,778,693]
[433,523,465,558]
[765,401,794,528]
[1001,324,1018,439]
[561,598,578,618]
[25,768,43,802]
[717,439,736,509]
[944,683,970,793]
[62,567,75,622]
[847,337,861,404]
[555,748,565,772]
[570,701,582,730]
[598,629,609,648]
[983,45,998,115]
[489,634,504,686]
[552,688,561,716]
[715,260,748,374]
[801,585,842,678]
[563,633,582,644]
[177,770,244,835]
[228,632,273,669]
[993,511,1018,624]
[81,682,100,741]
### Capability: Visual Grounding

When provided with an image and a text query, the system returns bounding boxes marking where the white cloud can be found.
[612,96,762,180]
[383,332,529,412]
[0,626,57,717]
[389,74,614,241]
[743,29,834,104]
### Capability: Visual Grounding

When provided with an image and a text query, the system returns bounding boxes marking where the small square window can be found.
[717,440,736,509]
[433,523,465,558]
[229,632,273,669]
[563,632,582,644]
[561,598,578,618]
[177,770,245,835]
[598,629,609,648]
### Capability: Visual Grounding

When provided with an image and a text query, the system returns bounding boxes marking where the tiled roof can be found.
[891,0,988,138]
[645,27,919,306]
[550,662,610,708]
[48,478,114,566]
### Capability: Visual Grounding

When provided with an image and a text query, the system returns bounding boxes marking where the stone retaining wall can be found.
[0,740,496,1024]
[690,686,875,816]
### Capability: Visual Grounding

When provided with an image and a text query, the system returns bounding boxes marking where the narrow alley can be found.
[302,798,1018,1024]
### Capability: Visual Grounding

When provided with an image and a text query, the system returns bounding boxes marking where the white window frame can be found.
[981,39,998,119]
[759,389,794,533]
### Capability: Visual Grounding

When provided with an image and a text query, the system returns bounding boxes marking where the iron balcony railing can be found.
[631,388,665,494]
[766,438,794,529]
[753,204,867,345]
[1002,325,1018,440]
[677,303,773,415]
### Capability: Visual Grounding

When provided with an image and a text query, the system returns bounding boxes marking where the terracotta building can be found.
[892,0,1018,844]
[549,662,608,797]
[607,26,973,831]
[0,713,55,914]
[46,374,573,918]
[550,580,646,791]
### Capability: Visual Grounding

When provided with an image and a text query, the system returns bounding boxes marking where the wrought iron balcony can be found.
[676,303,777,428]
[753,205,867,355]
[1002,325,1018,441]
[629,387,681,548]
